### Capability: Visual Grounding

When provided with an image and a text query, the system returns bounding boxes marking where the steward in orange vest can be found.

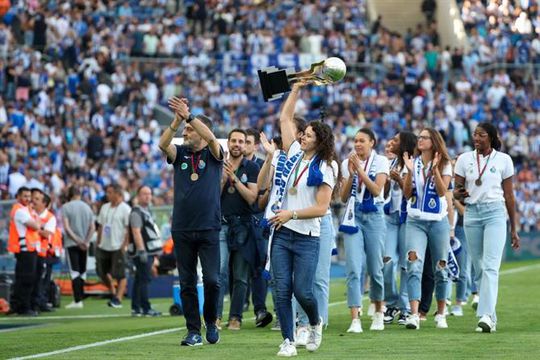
[8,187,44,316]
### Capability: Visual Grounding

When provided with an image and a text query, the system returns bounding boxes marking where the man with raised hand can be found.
[159,96,223,347]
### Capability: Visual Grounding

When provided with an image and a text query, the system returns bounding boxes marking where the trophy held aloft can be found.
[257,57,347,102]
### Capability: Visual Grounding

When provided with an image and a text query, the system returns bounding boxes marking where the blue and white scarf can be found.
[262,149,303,279]
[339,173,359,234]
[408,157,445,221]
[339,151,377,233]
[447,237,462,281]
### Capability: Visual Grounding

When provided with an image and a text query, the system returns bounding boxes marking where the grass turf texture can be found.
[1,260,539,359]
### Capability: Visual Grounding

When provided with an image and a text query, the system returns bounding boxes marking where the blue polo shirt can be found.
[221,158,260,217]
[168,144,223,232]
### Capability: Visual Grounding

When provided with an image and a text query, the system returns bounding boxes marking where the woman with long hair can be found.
[402,128,452,330]
[340,128,390,333]
[454,122,519,333]
[382,131,417,325]
[266,83,336,356]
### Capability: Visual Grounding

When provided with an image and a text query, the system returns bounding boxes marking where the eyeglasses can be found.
[418,135,431,141]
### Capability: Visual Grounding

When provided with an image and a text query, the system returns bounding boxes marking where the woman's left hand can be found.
[432,152,441,168]
[511,230,520,250]
[269,210,293,230]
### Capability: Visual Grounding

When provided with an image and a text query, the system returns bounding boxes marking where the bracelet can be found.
[169,125,179,132]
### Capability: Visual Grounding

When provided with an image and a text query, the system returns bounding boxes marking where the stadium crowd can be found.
[0,0,538,235]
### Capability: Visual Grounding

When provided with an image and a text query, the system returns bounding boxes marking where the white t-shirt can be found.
[325,160,339,216]
[281,142,335,237]
[38,209,57,232]
[341,152,390,205]
[97,202,131,251]
[14,206,34,238]
[387,158,406,213]
[454,150,514,204]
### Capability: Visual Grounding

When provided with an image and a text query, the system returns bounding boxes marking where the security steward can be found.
[31,189,62,312]
[8,187,46,316]
[217,129,259,330]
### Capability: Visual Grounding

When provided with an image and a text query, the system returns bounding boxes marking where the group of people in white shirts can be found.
[260,82,520,357]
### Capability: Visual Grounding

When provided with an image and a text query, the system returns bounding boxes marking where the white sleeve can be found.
[442,162,453,177]
[97,206,105,225]
[377,156,390,175]
[44,216,56,232]
[123,204,132,227]
[322,162,336,189]
[502,154,514,179]
[341,159,350,179]
[454,153,467,178]
[14,208,32,225]
[331,160,339,183]
[287,141,302,158]
[271,151,280,167]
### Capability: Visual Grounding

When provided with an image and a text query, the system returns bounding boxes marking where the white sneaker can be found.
[450,305,463,317]
[405,314,420,330]
[475,326,483,333]
[305,318,323,352]
[370,312,385,331]
[346,319,363,333]
[277,339,297,357]
[65,301,83,309]
[295,326,309,347]
[434,314,448,329]
[477,315,496,333]
[471,295,479,310]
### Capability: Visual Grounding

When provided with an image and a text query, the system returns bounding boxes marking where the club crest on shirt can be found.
[429,181,435,189]
[198,160,206,169]
[490,166,496,173]
[240,173,248,183]
[428,198,437,209]
[181,163,188,170]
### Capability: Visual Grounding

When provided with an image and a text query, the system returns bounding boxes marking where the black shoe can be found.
[18,310,38,317]
[383,307,400,324]
[143,309,162,317]
[39,305,55,312]
[255,310,273,328]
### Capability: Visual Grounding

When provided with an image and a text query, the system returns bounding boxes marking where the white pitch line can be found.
[7,262,540,359]
[8,327,184,360]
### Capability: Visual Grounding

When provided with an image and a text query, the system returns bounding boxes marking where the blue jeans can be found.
[217,224,250,320]
[344,205,386,306]
[406,217,450,302]
[453,225,471,302]
[297,213,334,326]
[383,212,409,311]
[464,202,507,322]
[271,227,320,341]
[131,255,154,312]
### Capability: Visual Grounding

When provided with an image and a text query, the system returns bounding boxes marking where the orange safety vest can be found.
[8,203,40,254]
[37,210,63,258]
[163,238,174,255]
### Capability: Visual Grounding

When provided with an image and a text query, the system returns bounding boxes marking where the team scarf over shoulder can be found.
[409,156,442,219]
[338,151,375,234]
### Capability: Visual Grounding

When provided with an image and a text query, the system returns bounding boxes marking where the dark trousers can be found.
[172,230,220,335]
[252,270,268,314]
[12,251,38,313]
[67,246,88,303]
[419,247,435,314]
[131,255,154,312]
[31,256,46,310]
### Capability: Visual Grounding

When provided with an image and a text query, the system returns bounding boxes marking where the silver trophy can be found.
[258,57,347,101]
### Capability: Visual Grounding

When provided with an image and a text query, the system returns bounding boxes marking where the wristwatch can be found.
[292,211,298,220]
[186,113,195,123]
